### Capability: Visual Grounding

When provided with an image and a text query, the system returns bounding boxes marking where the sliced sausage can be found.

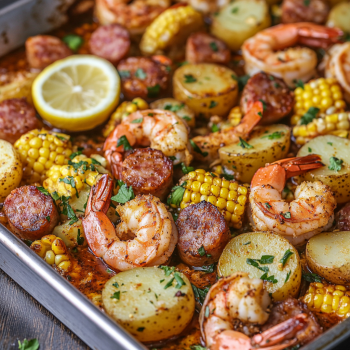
[176,201,230,267]
[186,32,231,65]
[241,72,294,125]
[4,186,59,241]
[335,202,350,231]
[262,298,322,346]
[281,0,329,24]
[121,148,173,201]
[25,35,72,70]
[89,24,130,65]
[0,98,40,144]
[117,57,169,100]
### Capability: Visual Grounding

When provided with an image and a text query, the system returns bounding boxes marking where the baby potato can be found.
[150,98,196,128]
[218,232,301,301]
[327,2,350,33]
[306,231,350,285]
[219,124,290,183]
[173,63,238,118]
[0,140,23,202]
[102,267,195,342]
[297,135,350,203]
[52,219,87,248]
[211,0,271,51]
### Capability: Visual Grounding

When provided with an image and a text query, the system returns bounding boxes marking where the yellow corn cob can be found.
[291,78,346,126]
[43,154,107,198]
[102,98,149,137]
[171,169,249,229]
[293,112,350,145]
[30,235,72,272]
[14,129,72,184]
[303,282,350,318]
[140,5,204,56]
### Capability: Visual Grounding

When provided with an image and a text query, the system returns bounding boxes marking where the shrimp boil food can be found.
[3,0,350,348]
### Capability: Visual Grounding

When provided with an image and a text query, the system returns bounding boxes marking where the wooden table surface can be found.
[1,267,349,350]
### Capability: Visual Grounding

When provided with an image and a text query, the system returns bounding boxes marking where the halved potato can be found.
[211,0,271,51]
[173,63,238,118]
[52,219,86,248]
[0,140,23,202]
[150,98,196,128]
[297,135,350,203]
[219,124,290,183]
[306,231,350,285]
[102,267,195,342]
[218,232,301,301]
[327,2,350,33]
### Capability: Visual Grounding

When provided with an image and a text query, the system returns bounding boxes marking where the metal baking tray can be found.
[1,0,350,349]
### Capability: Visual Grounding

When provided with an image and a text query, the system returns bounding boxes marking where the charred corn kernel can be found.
[302,282,350,318]
[14,129,72,184]
[291,78,346,126]
[30,235,72,273]
[228,106,243,127]
[58,260,72,271]
[43,154,107,198]
[140,5,203,56]
[102,98,149,137]
[176,169,248,227]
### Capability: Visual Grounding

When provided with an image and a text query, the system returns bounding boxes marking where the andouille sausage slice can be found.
[4,186,59,241]
[89,24,130,65]
[186,32,231,65]
[117,57,169,100]
[281,0,329,24]
[336,202,350,231]
[121,148,173,201]
[25,35,72,70]
[0,98,40,144]
[176,201,230,267]
[241,72,294,125]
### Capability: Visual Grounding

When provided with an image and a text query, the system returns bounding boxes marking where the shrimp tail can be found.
[251,313,308,349]
[297,24,343,48]
[234,101,264,136]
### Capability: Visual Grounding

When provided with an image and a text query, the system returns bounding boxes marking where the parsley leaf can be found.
[112,282,119,288]
[135,68,147,80]
[198,246,206,256]
[77,229,84,245]
[182,116,191,122]
[246,258,269,273]
[209,101,218,109]
[191,284,210,305]
[62,34,83,51]
[111,181,135,204]
[211,124,219,133]
[238,137,253,149]
[231,74,250,92]
[131,117,143,124]
[147,84,160,98]
[69,147,84,160]
[209,42,219,52]
[231,6,239,14]
[18,338,39,350]
[260,273,278,284]
[282,212,291,219]
[167,183,187,207]
[181,163,194,174]
[174,272,186,289]
[302,272,322,283]
[118,70,130,78]
[280,249,294,268]
[36,186,50,196]
[160,266,175,276]
[259,255,274,264]
[300,107,319,125]
[117,135,133,151]
[285,270,291,284]
[327,142,333,146]
[293,79,305,89]
[328,157,343,172]
[46,216,50,222]
[261,131,285,140]
[110,291,120,300]
[184,74,197,83]
[222,167,234,181]
[164,103,184,112]
[201,264,215,274]
[60,176,79,198]
[164,277,175,289]
[190,140,208,157]
[265,202,271,209]
[308,147,312,153]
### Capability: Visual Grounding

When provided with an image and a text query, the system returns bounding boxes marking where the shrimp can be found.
[242,23,342,86]
[94,0,171,36]
[324,42,350,103]
[250,155,336,246]
[191,101,263,164]
[103,109,192,178]
[82,174,178,271]
[200,272,321,350]
[175,0,229,13]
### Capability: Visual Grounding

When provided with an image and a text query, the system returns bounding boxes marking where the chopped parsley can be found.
[238,137,253,149]
[260,273,278,284]
[282,212,291,219]
[327,142,333,146]
[182,116,191,122]
[174,272,186,289]
[112,282,119,288]
[209,101,218,109]
[231,74,250,91]
[59,176,79,198]
[69,147,84,160]
[201,264,215,274]
[131,117,143,124]
[190,140,208,157]
[259,255,275,264]
[62,34,83,51]
[118,70,131,78]
[147,84,160,98]
[300,107,319,125]
[328,157,343,172]
[181,163,194,174]
[246,258,269,273]
[279,249,294,268]
[261,131,285,140]
[117,135,133,151]
[209,42,219,52]
[265,202,272,209]
[164,277,175,289]
[243,241,251,245]
[110,291,120,300]
[304,0,310,6]
[293,79,305,89]
[308,147,312,153]
[211,124,220,133]
[111,180,135,204]
[231,6,239,14]
[191,284,210,305]
[302,272,322,283]
[184,74,197,83]
[135,68,147,79]
[46,216,50,222]
[285,270,291,284]
[221,167,234,181]
[167,182,187,207]
[137,327,145,332]
[160,265,175,276]
[198,245,211,257]
[164,103,184,112]
[77,229,84,245]
[36,186,50,196]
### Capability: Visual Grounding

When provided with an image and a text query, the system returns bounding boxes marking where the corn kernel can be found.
[211,185,220,197]
[33,162,44,173]
[192,181,201,192]
[208,196,217,205]
[55,254,70,266]
[314,294,323,309]
[213,177,221,187]
[220,187,229,199]
[238,186,247,195]
[229,182,238,191]
[191,192,201,203]
[321,304,333,313]
[188,171,197,179]
[222,210,231,222]
[204,175,213,184]
[196,173,205,183]
[30,241,48,258]
[41,235,56,246]
[52,238,66,255]
[29,137,42,148]
[221,180,230,189]
[200,195,208,202]
[216,198,226,210]
[231,214,240,223]
[57,260,72,271]
[183,189,191,203]
[200,183,211,196]
[45,250,56,265]
[195,169,206,174]
[336,285,347,291]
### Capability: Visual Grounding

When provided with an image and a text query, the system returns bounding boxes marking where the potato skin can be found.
[102,267,195,342]
[176,201,230,266]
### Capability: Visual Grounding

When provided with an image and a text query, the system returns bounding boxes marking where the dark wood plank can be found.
[0,268,91,350]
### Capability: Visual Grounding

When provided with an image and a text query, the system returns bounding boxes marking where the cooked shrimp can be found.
[175,0,229,13]
[200,272,319,350]
[82,174,178,271]
[103,109,192,178]
[324,42,350,103]
[250,155,336,246]
[191,101,263,164]
[94,0,171,35]
[242,23,342,86]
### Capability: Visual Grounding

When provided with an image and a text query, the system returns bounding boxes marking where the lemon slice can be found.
[32,55,120,132]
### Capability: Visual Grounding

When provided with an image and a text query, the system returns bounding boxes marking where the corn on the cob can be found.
[209,106,243,132]
[291,78,346,126]
[102,98,149,137]
[303,282,350,318]
[14,129,73,184]
[169,169,249,229]
[43,154,106,198]
[293,112,350,145]
[30,235,72,273]
[140,5,204,56]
